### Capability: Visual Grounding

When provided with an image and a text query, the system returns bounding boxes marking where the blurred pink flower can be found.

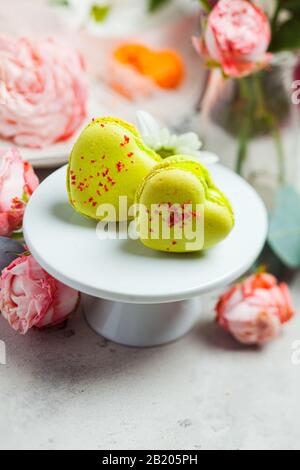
[193,0,272,78]
[216,273,294,345]
[0,35,88,148]
[0,255,79,334]
[0,147,39,237]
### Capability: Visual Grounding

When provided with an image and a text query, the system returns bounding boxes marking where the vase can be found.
[199,64,300,209]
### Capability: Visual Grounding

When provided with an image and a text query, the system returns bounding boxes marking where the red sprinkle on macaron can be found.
[116,161,125,172]
[120,135,130,147]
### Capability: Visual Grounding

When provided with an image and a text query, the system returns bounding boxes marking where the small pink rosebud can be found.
[216,273,294,345]
[0,255,80,335]
[193,0,272,78]
[0,147,39,237]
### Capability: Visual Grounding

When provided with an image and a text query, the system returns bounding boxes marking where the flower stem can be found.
[236,129,249,176]
[272,126,285,184]
[252,73,286,185]
[199,0,212,13]
[271,1,281,33]
[236,78,252,175]
[11,231,24,241]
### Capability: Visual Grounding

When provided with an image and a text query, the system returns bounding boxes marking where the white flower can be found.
[137,111,219,164]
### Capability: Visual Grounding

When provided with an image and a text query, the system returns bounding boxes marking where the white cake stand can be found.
[24,165,268,347]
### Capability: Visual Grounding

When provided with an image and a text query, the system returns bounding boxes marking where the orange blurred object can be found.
[114,43,185,89]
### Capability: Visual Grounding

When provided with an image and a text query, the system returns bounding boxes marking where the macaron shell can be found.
[67,117,161,221]
[137,168,206,253]
[203,200,235,249]
[136,155,234,253]
[145,155,233,215]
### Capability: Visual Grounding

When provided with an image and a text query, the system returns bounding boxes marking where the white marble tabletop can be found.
[0,168,300,451]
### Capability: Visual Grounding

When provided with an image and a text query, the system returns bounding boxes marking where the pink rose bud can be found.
[0,147,39,237]
[0,255,80,335]
[0,35,88,148]
[216,273,294,345]
[193,0,272,78]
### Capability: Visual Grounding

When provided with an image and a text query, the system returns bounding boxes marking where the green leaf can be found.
[268,185,300,268]
[22,190,29,204]
[11,232,24,242]
[90,4,111,23]
[148,0,172,13]
[198,0,213,12]
[270,17,300,52]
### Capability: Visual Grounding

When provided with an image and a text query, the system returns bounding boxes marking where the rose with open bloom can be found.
[193,0,272,78]
[0,147,39,237]
[0,255,79,334]
[216,273,294,345]
[0,35,88,148]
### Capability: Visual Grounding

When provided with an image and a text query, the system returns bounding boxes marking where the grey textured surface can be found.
[0,167,299,450]
[0,274,300,450]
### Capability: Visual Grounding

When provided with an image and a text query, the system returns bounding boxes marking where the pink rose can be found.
[0,35,88,148]
[0,147,39,237]
[216,273,294,345]
[193,0,272,78]
[0,255,79,335]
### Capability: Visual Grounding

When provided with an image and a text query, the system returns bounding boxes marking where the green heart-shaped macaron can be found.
[67,117,161,221]
[135,156,234,253]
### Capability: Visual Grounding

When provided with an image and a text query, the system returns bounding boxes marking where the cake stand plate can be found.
[24,165,268,347]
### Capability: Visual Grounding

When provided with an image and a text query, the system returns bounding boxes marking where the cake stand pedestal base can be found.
[83,295,203,347]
